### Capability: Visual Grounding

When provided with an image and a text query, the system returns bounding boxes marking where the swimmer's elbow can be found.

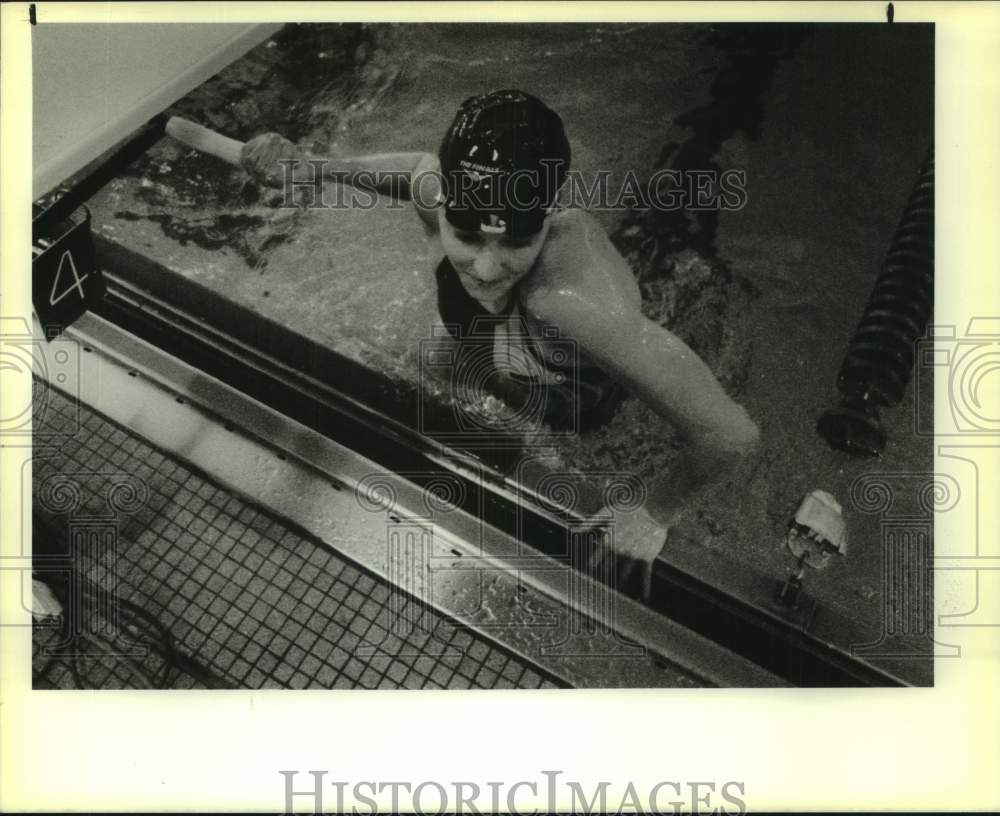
[708,408,761,461]
[410,152,442,222]
[734,414,762,457]
[670,411,759,503]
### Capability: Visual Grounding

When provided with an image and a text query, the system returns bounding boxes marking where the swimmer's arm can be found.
[314,151,434,199]
[239,135,431,197]
[240,135,439,228]
[318,151,441,229]
[532,292,760,521]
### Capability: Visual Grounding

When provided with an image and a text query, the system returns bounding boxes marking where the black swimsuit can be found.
[434,257,624,431]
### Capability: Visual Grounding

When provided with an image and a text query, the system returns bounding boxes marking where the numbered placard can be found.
[32,205,105,340]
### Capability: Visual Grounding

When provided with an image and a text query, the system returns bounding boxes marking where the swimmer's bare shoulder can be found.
[521,208,641,321]
[523,206,759,467]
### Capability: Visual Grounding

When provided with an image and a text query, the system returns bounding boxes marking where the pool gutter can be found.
[81,239,917,686]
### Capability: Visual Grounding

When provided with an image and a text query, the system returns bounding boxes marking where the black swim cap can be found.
[438,89,570,238]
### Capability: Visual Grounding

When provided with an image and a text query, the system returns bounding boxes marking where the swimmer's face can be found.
[439,211,550,304]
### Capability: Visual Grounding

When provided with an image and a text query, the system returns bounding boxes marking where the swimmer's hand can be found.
[240,133,307,185]
[589,505,669,603]
[588,444,745,603]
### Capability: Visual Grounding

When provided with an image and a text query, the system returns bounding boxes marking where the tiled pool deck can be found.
[32,387,563,690]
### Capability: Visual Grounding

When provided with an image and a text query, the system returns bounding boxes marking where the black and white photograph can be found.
[3,2,999,812]
[26,17,939,690]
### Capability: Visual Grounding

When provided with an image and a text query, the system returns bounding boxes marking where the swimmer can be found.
[239,89,760,600]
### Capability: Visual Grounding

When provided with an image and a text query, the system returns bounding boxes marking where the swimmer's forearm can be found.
[620,319,759,527]
[239,132,433,201]
[262,151,428,200]
[323,152,431,200]
[643,445,732,526]
[628,318,760,458]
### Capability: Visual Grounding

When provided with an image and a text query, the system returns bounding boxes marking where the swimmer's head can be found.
[438,89,570,240]
[437,90,569,304]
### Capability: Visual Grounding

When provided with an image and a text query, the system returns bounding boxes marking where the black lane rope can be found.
[817,147,934,456]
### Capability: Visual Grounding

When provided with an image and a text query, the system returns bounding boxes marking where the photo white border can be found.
[2,2,998,811]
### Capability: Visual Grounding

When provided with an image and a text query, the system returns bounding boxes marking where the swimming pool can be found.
[79,22,936,684]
